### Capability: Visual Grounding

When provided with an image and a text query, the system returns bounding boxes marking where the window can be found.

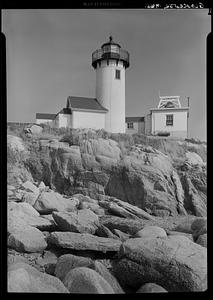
[127,122,134,129]
[166,114,173,126]
[115,69,120,79]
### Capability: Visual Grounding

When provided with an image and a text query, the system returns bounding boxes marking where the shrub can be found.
[157,131,170,137]
[60,134,75,146]
[185,138,206,145]
[132,133,148,145]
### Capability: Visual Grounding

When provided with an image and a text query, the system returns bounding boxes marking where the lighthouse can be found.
[92,36,130,133]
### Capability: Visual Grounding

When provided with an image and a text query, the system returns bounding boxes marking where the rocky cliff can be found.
[7,132,207,218]
[7,130,207,293]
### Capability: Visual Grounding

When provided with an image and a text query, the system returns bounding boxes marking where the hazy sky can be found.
[3,9,210,140]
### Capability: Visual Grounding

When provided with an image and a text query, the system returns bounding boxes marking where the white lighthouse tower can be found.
[92,36,130,133]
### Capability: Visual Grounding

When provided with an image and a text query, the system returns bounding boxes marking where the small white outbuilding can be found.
[53,96,108,129]
[145,96,189,138]
[36,113,56,125]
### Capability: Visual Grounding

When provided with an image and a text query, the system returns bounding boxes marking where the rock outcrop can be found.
[133,225,167,238]
[33,191,78,214]
[55,254,94,281]
[90,261,124,293]
[8,262,69,293]
[7,134,207,217]
[112,235,207,292]
[136,283,168,293]
[52,209,99,234]
[8,226,47,253]
[8,206,56,233]
[48,232,122,253]
[196,234,207,248]
[63,267,115,294]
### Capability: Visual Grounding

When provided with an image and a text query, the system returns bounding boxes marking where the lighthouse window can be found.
[115,69,120,79]
[166,114,173,126]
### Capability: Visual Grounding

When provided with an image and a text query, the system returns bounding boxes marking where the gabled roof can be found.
[54,108,72,118]
[66,96,108,113]
[36,113,56,120]
[59,108,71,114]
[126,117,144,123]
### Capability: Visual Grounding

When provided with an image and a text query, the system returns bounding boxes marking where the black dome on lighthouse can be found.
[101,36,121,49]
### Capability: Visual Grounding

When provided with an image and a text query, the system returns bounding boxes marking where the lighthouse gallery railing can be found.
[92,48,129,68]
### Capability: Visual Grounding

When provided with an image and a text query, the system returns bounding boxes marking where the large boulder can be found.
[90,261,124,294]
[38,181,46,190]
[173,216,207,239]
[185,151,204,166]
[112,235,207,292]
[196,234,207,248]
[52,209,99,234]
[136,283,168,293]
[172,216,197,234]
[8,201,40,217]
[167,231,193,241]
[21,191,39,206]
[7,211,28,236]
[80,138,121,163]
[8,208,56,233]
[112,229,130,241]
[8,254,29,267]
[8,226,47,253]
[171,170,187,215]
[191,217,207,240]
[47,232,122,253]
[21,181,40,194]
[55,254,93,281]
[74,193,98,204]
[63,267,115,293]
[99,215,148,235]
[133,226,167,239]
[24,124,43,135]
[104,145,183,217]
[33,191,78,214]
[79,201,106,215]
[99,196,155,221]
[8,262,69,293]
[95,224,118,239]
[180,173,206,217]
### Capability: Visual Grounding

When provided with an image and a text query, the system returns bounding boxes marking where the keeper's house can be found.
[145,96,189,138]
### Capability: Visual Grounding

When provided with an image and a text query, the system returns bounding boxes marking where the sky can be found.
[2,9,210,141]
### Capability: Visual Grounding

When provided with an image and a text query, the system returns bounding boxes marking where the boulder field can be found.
[7,134,207,293]
[7,179,207,293]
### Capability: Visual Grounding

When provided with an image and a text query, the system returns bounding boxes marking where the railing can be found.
[92,48,129,68]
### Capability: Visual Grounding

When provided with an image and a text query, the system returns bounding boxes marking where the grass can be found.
[7,122,206,162]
